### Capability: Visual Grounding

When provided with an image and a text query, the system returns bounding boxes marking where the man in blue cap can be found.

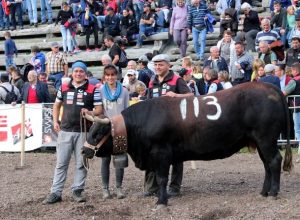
[43,61,102,204]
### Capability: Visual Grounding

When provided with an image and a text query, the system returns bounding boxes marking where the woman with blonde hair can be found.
[252,58,265,81]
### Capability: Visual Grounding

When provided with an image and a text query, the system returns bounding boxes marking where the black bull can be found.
[82,82,293,206]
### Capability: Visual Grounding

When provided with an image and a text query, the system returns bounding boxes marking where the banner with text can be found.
[42,104,58,147]
[0,104,43,152]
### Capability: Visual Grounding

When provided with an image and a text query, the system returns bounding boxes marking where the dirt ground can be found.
[1,151,300,220]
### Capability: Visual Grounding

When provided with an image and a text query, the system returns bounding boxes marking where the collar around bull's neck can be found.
[110,114,128,154]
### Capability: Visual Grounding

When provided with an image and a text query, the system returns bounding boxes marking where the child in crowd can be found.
[4,31,17,70]
[218,70,232,89]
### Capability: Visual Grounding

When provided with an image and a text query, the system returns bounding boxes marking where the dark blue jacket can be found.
[18,81,51,103]
[203,57,228,72]
[258,74,281,89]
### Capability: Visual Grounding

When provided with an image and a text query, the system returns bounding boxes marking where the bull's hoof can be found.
[152,204,167,211]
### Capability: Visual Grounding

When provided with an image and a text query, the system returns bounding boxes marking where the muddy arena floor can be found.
[1,151,300,220]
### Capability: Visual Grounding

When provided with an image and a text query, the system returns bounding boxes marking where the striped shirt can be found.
[46,51,68,74]
[255,30,280,51]
[187,2,208,29]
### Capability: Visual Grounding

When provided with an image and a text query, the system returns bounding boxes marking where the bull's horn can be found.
[94,117,110,124]
[83,114,95,122]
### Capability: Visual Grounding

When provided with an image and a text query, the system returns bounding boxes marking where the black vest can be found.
[290,79,300,113]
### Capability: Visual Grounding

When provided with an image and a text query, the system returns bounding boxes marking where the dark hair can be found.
[31,46,40,53]
[145,52,154,61]
[274,0,281,5]
[39,72,47,77]
[277,64,285,71]
[223,30,232,36]
[87,70,93,77]
[12,68,22,77]
[0,73,9,82]
[104,35,114,42]
[104,64,118,75]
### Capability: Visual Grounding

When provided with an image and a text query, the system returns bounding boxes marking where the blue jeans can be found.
[50,131,87,196]
[5,55,14,69]
[26,0,37,23]
[0,4,5,28]
[293,112,300,153]
[274,27,286,47]
[40,0,52,23]
[60,25,73,52]
[96,15,105,29]
[137,24,154,46]
[156,11,165,28]
[71,3,81,18]
[192,27,207,59]
[48,72,64,90]
[133,2,144,23]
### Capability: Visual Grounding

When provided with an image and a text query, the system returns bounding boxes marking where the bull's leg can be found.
[155,168,169,206]
[257,141,282,197]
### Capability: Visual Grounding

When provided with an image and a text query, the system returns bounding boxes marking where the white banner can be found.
[0,104,43,152]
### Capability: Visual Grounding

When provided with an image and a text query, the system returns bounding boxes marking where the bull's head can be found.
[81,114,113,159]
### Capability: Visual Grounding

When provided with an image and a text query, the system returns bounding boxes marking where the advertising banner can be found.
[0,104,43,152]
[42,104,58,147]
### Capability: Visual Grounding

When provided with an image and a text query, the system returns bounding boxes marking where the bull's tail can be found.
[281,91,293,172]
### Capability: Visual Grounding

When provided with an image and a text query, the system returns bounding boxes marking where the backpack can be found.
[118,48,128,68]
[0,85,18,104]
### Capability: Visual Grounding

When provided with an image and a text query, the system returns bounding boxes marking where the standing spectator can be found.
[217,30,236,67]
[42,61,102,204]
[99,7,120,51]
[98,64,129,199]
[275,64,292,91]
[0,0,7,30]
[7,0,23,30]
[258,64,281,89]
[120,8,138,43]
[137,55,154,87]
[134,3,155,49]
[230,41,254,85]
[1,0,10,31]
[187,0,209,61]
[30,46,46,74]
[4,31,17,70]
[283,62,300,154]
[255,18,280,51]
[258,41,278,65]
[286,35,300,67]
[56,2,74,55]
[10,67,24,92]
[46,42,68,90]
[104,35,122,78]
[170,0,188,58]
[132,0,144,22]
[16,70,51,103]
[271,1,287,45]
[26,0,38,27]
[203,46,228,73]
[144,54,192,197]
[235,2,260,52]
[40,0,53,24]
[0,72,20,104]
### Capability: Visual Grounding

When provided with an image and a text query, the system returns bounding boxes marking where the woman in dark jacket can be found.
[119,8,138,42]
[17,70,51,103]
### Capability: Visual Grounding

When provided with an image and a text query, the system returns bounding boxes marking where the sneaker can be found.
[94,47,100,52]
[34,23,38,27]
[116,187,125,199]
[10,26,16,31]
[74,47,81,53]
[68,51,74,56]
[30,23,34,26]
[72,189,86,203]
[102,188,111,199]
[19,26,24,30]
[42,193,62,204]
[167,188,180,197]
[41,21,47,25]
[134,45,141,49]
[86,48,92,52]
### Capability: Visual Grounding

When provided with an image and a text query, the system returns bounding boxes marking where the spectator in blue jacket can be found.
[4,31,17,70]
[30,46,46,74]
[258,64,281,89]
[203,46,229,73]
